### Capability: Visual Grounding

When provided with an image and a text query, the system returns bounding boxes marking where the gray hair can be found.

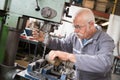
[75,8,95,23]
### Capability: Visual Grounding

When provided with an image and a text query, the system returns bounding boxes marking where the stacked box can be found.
[95,1,108,12]
[114,0,120,16]
[97,0,108,3]
[114,5,120,16]
[82,0,95,9]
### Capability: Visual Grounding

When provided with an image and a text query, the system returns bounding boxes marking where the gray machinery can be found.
[19,58,75,80]
[0,0,78,80]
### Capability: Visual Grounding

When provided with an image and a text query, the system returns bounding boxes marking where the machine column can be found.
[3,28,20,66]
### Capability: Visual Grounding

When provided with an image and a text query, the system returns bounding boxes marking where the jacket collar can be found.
[92,30,102,40]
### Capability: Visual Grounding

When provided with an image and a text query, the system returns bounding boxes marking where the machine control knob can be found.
[41,7,57,19]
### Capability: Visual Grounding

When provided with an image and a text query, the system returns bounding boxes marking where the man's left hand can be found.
[48,50,69,61]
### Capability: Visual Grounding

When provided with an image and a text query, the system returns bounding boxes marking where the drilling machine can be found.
[0,0,80,80]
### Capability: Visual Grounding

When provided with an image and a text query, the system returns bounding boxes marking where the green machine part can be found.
[0,0,72,65]
[0,0,12,63]
[0,17,9,63]
[6,0,71,24]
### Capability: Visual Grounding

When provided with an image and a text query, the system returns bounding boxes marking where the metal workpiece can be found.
[45,54,62,66]
[23,58,75,80]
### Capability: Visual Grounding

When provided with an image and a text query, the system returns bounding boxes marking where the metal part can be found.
[23,59,75,80]
[0,0,8,10]
[3,16,28,66]
[5,0,71,23]
[45,54,62,66]
[0,0,12,11]
[40,22,53,59]
[0,17,3,40]
[3,28,20,66]
[41,7,57,19]
[35,0,40,11]
[0,64,18,80]
[0,17,9,63]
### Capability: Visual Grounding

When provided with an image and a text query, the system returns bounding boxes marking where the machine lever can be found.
[35,0,40,11]
[64,8,72,18]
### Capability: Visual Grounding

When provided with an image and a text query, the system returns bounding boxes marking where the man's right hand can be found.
[32,29,45,42]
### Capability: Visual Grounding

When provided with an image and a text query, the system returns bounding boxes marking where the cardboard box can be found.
[95,2,108,12]
[97,0,108,3]
[82,0,95,9]
[114,5,120,16]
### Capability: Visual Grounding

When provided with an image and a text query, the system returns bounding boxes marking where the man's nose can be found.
[74,28,79,33]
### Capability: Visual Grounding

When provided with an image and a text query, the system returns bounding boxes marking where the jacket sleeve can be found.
[47,33,73,53]
[74,34,115,73]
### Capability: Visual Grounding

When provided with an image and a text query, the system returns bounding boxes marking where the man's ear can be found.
[89,21,94,29]
[89,21,94,25]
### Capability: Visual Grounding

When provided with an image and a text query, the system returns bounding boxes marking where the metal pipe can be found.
[112,0,118,14]
[3,28,20,66]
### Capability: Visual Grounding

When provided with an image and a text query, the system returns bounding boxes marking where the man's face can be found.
[73,16,92,39]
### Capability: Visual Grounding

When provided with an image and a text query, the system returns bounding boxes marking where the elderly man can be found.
[36,8,115,80]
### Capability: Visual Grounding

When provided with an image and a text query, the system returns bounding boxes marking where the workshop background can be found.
[0,0,120,80]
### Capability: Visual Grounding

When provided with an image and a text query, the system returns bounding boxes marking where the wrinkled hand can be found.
[32,29,44,42]
[48,50,69,61]
[48,50,76,63]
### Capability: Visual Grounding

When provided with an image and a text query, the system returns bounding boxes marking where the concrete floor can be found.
[112,74,120,80]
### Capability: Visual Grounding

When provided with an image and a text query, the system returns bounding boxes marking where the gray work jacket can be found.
[48,29,115,80]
